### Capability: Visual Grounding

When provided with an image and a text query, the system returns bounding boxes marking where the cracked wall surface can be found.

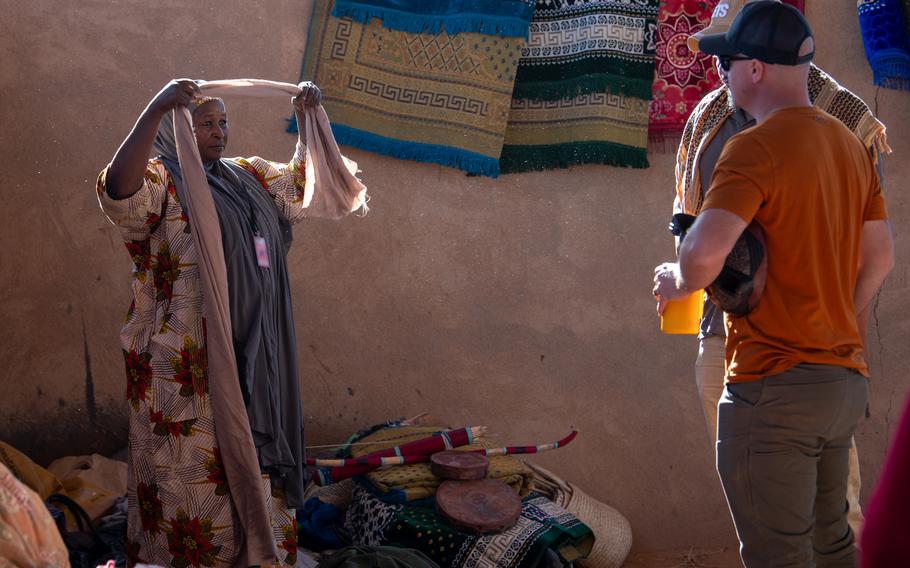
[1,0,908,553]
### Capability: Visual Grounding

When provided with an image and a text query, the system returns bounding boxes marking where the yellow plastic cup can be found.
[661,289,704,334]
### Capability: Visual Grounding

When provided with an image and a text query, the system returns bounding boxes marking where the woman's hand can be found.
[149,79,200,115]
[293,81,322,112]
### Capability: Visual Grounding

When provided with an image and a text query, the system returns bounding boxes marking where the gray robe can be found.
[154,113,306,508]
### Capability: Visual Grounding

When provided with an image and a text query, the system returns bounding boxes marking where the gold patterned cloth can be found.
[676,64,891,215]
[299,0,526,177]
[350,426,534,502]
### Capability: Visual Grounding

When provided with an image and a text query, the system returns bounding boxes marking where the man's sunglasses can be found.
[717,55,752,71]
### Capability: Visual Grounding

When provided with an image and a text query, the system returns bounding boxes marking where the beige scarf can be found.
[173,79,367,565]
[676,65,891,215]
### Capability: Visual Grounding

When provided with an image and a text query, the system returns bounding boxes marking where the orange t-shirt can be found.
[702,106,887,383]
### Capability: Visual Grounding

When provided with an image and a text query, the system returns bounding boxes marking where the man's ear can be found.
[751,60,765,84]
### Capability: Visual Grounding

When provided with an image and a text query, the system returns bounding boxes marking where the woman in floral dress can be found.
[97,79,324,567]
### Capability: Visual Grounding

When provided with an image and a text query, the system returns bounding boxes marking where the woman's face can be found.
[192,99,229,163]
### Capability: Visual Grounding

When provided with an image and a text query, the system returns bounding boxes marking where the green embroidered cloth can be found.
[500,0,658,173]
[513,0,660,101]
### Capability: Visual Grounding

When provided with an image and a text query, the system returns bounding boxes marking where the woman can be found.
[97,79,324,566]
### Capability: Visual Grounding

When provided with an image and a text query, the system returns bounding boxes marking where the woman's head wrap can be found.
[153,96,226,162]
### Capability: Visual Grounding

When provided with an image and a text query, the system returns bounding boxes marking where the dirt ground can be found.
[623,547,743,568]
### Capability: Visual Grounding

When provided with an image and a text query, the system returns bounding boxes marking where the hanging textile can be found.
[292,0,531,178]
[648,0,722,148]
[500,0,658,173]
[648,0,806,149]
[858,0,910,91]
[499,90,652,173]
[512,0,660,101]
[331,0,535,37]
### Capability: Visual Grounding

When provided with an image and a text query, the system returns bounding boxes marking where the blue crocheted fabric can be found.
[859,0,910,90]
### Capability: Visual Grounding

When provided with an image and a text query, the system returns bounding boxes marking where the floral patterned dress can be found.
[96,143,307,567]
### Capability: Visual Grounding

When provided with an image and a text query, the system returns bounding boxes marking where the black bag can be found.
[46,493,113,568]
[669,213,767,316]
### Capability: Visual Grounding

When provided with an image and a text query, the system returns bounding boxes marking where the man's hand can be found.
[653,262,687,315]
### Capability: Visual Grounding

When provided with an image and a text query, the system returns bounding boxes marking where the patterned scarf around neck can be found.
[677,65,891,215]
[649,0,807,150]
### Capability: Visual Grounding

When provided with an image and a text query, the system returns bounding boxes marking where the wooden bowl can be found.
[430,451,489,480]
[436,478,521,535]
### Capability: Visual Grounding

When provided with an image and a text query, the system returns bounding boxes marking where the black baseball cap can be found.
[699,0,814,65]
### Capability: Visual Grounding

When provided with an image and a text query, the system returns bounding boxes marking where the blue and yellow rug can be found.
[293,0,534,177]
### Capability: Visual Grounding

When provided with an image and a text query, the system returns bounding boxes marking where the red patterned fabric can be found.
[649,0,722,147]
[649,0,806,148]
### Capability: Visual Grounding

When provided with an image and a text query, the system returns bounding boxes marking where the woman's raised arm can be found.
[105,79,199,199]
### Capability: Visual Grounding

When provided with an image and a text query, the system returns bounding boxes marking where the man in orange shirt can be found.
[653,2,894,566]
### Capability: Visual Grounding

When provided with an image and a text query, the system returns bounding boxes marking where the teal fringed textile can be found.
[331,0,536,38]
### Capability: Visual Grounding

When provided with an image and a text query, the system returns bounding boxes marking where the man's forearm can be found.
[678,233,728,291]
[678,256,722,292]
[676,209,748,292]
[855,266,891,319]
[855,219,895,318]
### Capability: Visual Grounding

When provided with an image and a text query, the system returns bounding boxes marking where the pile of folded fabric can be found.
[301,423,621,567]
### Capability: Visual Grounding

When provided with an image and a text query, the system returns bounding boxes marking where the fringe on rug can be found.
[870,50,910,91]
[499,142,649,174]
[290,117,502,178]
[858,0,910,92]
[331,1,535,38]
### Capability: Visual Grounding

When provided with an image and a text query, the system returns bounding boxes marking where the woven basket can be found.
[526,462,632,568]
